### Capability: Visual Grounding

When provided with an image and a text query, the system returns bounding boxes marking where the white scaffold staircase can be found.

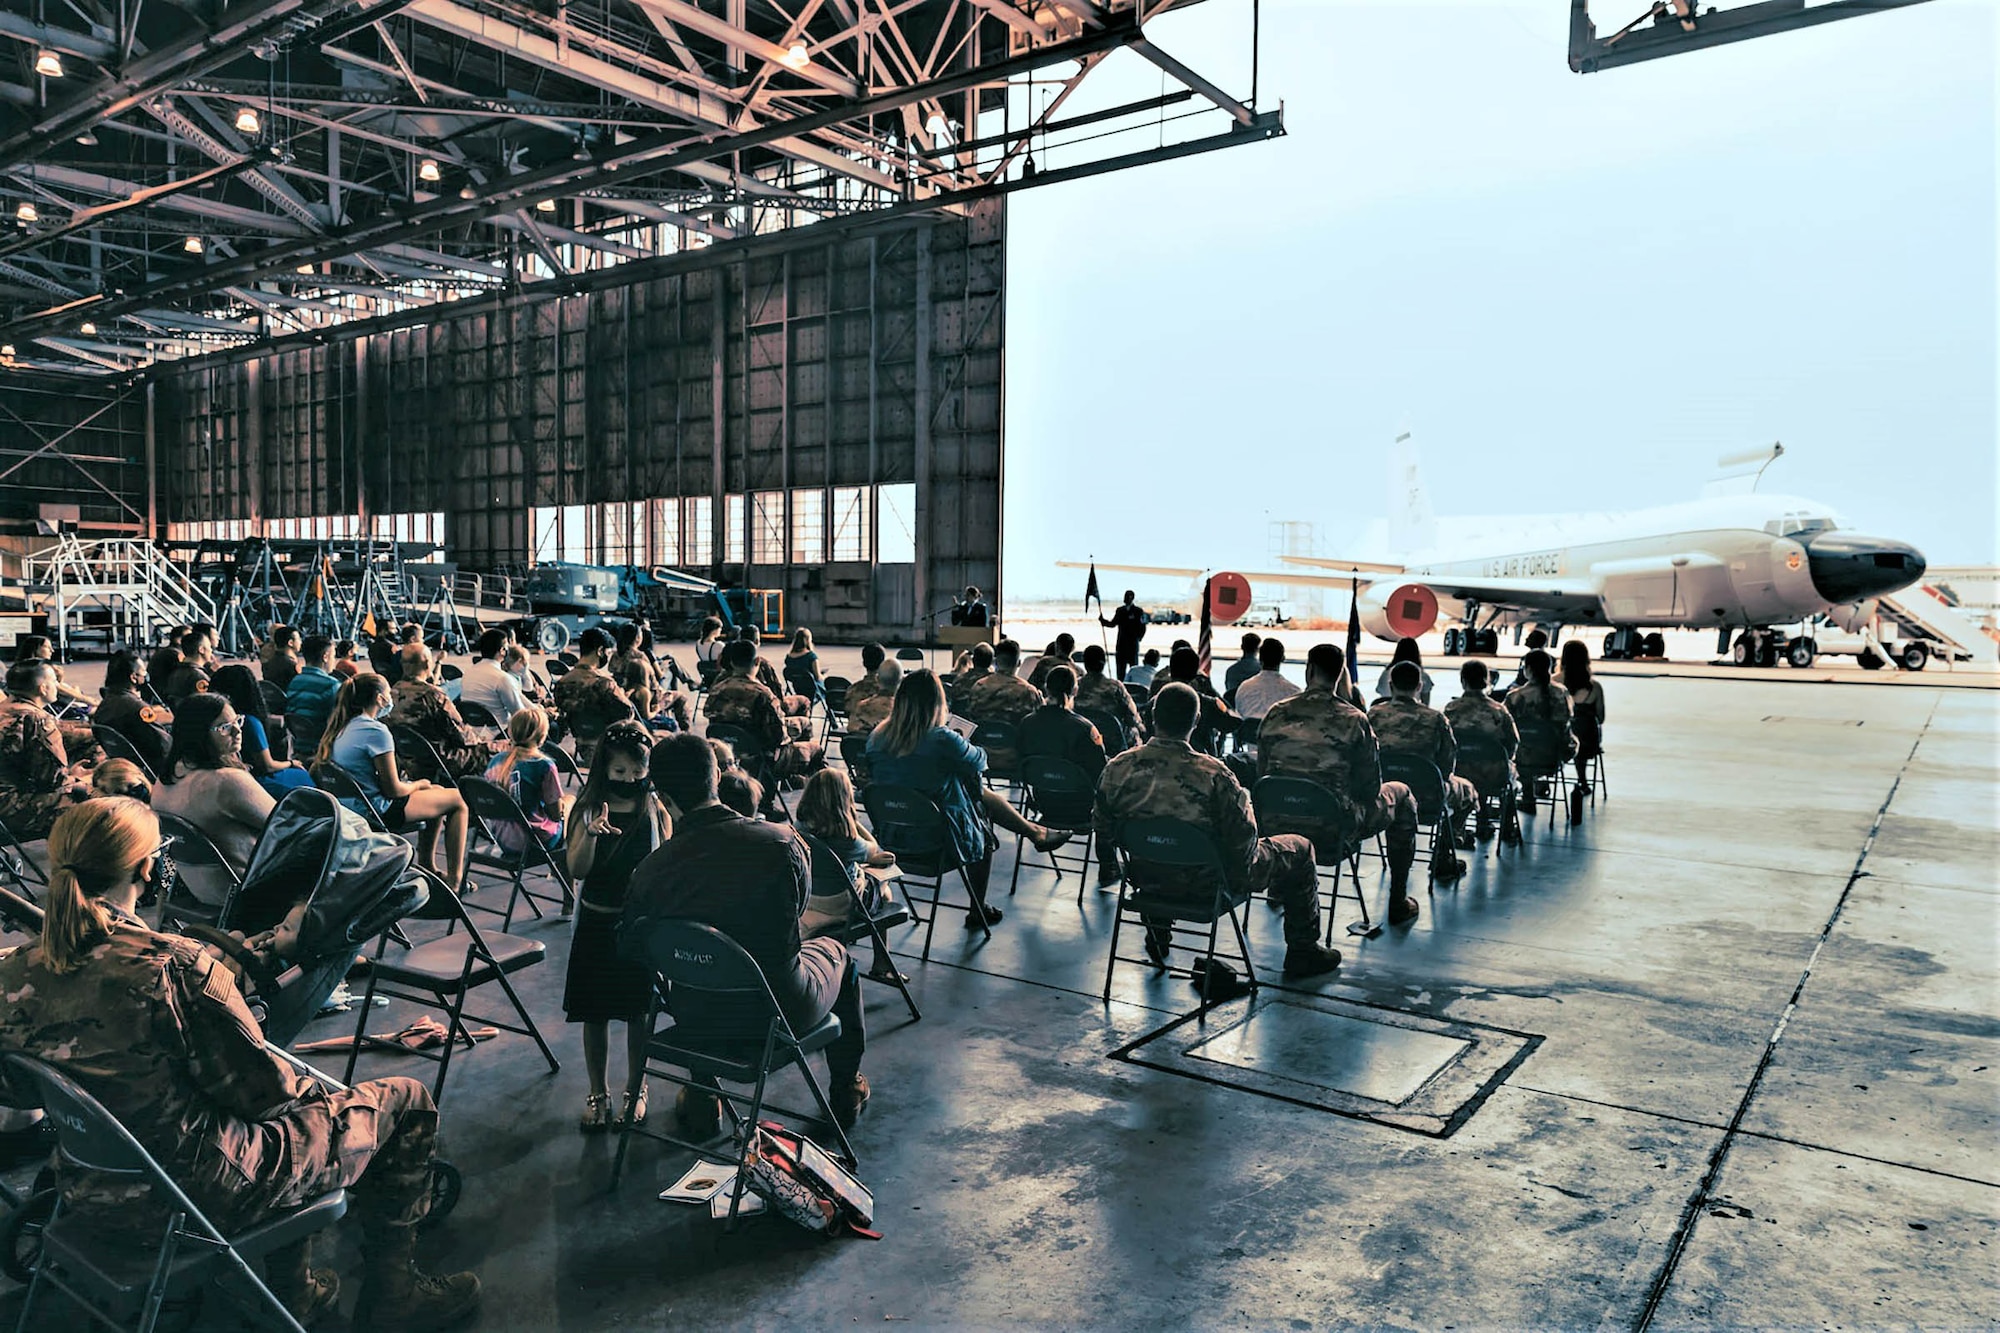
[1878,585,2000,669]
[28,534,217,656]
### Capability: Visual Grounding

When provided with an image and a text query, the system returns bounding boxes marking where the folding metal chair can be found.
[1078,708,1129,758]
[389,725,460,787]
[1513,719,1574,821]
[1251,776,1375,940]
[546,742,586,790]
[807,841,920,1023]
[342,872,558,1102]
[1010,755,1098,901]
[968,719,1021,793]
[860,783,986,958]
[837,733,873,788]
[1103,818,1259,1009]
[2,1054,345,1333]
[1453,735,1523,846]
[0,813,48,892]
[1378,753,1462,882]
[91,726,157,784]
[454,698,503,733]
[819,676,851,746]
[151,813,241,933]
[611,918,856,1229]
[457,775,576,931]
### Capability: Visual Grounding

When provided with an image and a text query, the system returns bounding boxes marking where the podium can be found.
[937,625,997,651]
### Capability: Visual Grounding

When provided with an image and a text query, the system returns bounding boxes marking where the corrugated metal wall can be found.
[0,374,148,534]
[152,199,1006,637]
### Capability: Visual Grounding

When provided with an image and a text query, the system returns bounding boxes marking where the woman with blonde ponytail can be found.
[0,798,483,1329]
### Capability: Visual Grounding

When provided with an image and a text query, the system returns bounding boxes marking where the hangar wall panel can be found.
[0,375,147,536]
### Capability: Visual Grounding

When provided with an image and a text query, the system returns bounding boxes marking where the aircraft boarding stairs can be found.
[25,534,216,657]
[1878,585,2000,668]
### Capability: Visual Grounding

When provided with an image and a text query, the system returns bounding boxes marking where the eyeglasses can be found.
[210,719,242,735]
[150,835,179,858]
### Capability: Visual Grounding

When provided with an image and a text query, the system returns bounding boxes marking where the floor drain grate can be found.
[1109,993,1541,1137]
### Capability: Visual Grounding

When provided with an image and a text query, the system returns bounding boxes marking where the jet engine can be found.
[1358,583,1440,641]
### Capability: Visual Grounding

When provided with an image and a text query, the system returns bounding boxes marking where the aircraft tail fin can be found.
[1387,431,1437,555]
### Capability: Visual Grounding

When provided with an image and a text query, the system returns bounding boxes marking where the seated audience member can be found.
[91,758,150,802]
[0,797,480,1330]
[945,640,995,703]
[1223,632,1264,702]
[550,628,637,763]
[1095,683,1344,978]
[841,644,890,719]
[260,625,302,690]
[367,628,410,685]
[1560,640,1606,794]
[1124,647,1162,689]
[147,635,187,698]
[704,641,823,792]
[1233,636,1301,722]
[692,616,727,672]
[1259,644,1423,923]
[209,665,313,796]
[845,660,900,737]
[150,693,277,903]
[332,638,362,680]
[483,705,565,853]
[388,645,486,778]
[163,627,216,704]
[564,722,669,1132]
[1505,649,1576,811]
[783,628,826,706]
[319,673,468,890]
[739,626,811,717]
[796,768,903,983]
[14,636,99,764]
[1370,661,1476,872]
[623,734,873,1136]
[458,629,528,727]
[1372,637,1437,707]
[635,625,695,729]
[608,622,662,726]
[95,650,171,777]
[959,639,1044,771]
[1075,645,1146,753]
[1146,646,1240,752]
[0,659,89,839]
[1502,628,1551,694]
[14,635,88,712]
[1443,659,1520,839]
[716,769,764,818]
[285,636,344,753]
[866,670,1067,931]
[1027,634,1076,693]
[1017,666,1107,782]
[502,644,548,706]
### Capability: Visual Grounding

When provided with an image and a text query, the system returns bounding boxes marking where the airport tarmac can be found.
[5,657,1995,1330]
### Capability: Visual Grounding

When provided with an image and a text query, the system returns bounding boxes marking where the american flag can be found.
[1196,575,1214,678]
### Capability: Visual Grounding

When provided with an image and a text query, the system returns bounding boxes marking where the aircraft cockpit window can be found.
[1769,513,1836,538]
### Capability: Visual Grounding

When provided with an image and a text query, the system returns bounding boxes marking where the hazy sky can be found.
[1000,0,1996,600]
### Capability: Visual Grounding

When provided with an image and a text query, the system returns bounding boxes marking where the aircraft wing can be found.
[1053,560,1206,580]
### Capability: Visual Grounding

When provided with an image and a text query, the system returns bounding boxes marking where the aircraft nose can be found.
[1805,532,1928,604]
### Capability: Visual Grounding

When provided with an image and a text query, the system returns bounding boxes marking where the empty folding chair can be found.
[820,676,852,745]
[458,775,576,931]
[611,918,857,1229]
[1103,818,1259,1008]
[91,726,157,784]
[3,1053,346,1333]
[342,873,558,1103]
[968,720,1022,793]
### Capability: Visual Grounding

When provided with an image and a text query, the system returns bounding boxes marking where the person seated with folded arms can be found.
[284,635,344,753]
[95,650,171,778]
[1075,644,1146,754]
[0,797,481,1331]
[457,629,528,728]
[0,659,90,841]
[865,669,1069,932]
[623,734,873,1137]
[318,673,469,890]
[1222,631,1263,703]
[1234,635,1301,722]
[1443,659,1519,840]
[387,645,487,778]
[150,693,277,904]
[845,660,900,737]
[260,625,302,690]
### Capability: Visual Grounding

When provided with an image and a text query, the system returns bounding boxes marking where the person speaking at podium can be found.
[950,586,990,628]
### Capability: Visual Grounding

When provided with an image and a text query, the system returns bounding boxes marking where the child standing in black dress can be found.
[563,721,670,1131]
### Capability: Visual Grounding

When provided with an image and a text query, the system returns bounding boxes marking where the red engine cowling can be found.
[1357,583,1440,642]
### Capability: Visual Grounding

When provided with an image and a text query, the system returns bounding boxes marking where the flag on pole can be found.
[1344,576,1362,689]
[1196,576,1214,678]
[1084,561,1101,615]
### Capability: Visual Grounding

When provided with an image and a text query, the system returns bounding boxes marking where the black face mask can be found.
[603,777,648,801]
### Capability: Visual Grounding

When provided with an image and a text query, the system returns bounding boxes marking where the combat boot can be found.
[1387,860,1420,925]
[354,1223,481,1332]
[262,1236,339,1327]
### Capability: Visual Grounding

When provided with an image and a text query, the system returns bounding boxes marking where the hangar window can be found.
[751,491,786,564]
[723,495,745,564]
[530,505,591,564]
[649,498,681,568]
[597,501,645,566]
[791,489,825,564]
[684,496,714,566]
[830,487,870,562]
[878,484,916,564]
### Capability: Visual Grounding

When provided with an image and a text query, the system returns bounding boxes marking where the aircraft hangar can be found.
[0,1,1990,1330]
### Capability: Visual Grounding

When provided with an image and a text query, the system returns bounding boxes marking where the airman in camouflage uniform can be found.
[944,643,994,709]
[1370,661,1477,867]
[0,902,475,1327]
[1026,634,1075,693]
[552,630,638,763]
[1075,645,1145,754]
[844,663,898,738]
[1504,650,1575,811]
[1257,646,1424,921]
[1443,659,1519,836]
[738,629,811,717]
[840,645,889,726]
[0,663,85,840]
[1093,683,1342,978]
[706,641,821,777]
[958,640,1043,773]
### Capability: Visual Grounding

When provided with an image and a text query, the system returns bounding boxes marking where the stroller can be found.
[178,786,429,1045]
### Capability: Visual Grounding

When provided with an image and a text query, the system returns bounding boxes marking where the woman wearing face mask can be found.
[151,693,276,905]
[317,674,469,891]
[562,721,670,1131]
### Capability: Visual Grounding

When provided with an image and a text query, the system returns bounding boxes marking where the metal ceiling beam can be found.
[0,12,119,64]
[1569,0,1936,72]
[11,162,314,235]
[0,152,263,263]
[628,0,862,98]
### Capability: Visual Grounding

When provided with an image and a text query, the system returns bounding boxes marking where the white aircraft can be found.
[1064,438,1928,669]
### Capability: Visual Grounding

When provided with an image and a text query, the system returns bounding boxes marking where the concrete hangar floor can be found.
[13,653,1993,1330]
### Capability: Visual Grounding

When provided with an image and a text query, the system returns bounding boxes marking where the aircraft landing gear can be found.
[1443,626,1498,656]
[1603,627,1653,661]
[1641,631,1665,659]
[1732,629,1780,668]
[1443,627,1465,656]
[1787,637,1818,669]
